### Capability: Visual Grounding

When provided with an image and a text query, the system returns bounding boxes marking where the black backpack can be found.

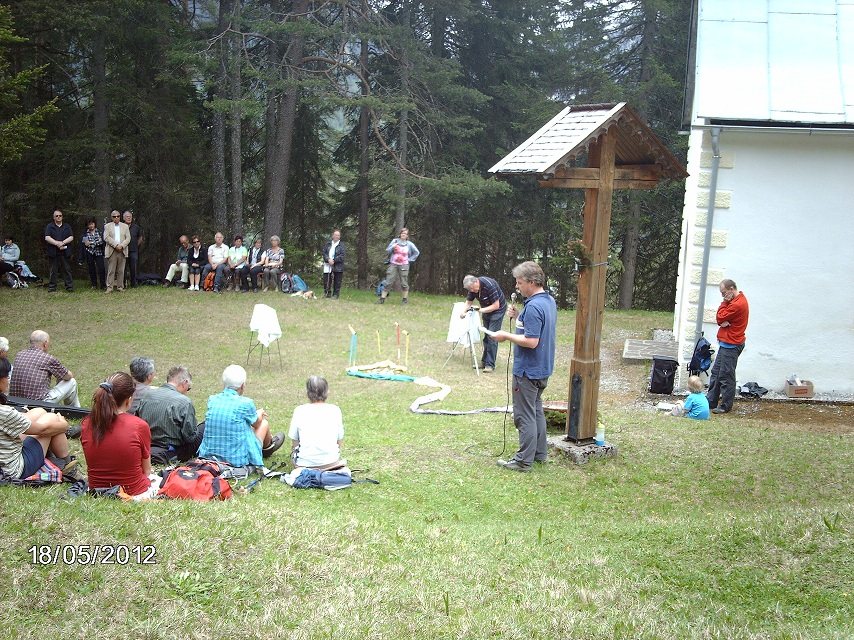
[280,273,294,293]
[649,357,678,394]
[687,336,714,376]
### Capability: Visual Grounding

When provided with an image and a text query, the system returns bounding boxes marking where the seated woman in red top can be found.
[81,371,158,499]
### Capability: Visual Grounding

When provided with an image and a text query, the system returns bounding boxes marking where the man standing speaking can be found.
[493,261,556,472]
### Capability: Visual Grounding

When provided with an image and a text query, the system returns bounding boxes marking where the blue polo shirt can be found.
[198,388,262,466]
[512,291,557,380]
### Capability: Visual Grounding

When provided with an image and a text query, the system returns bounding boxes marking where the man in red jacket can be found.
[707,279,749,414]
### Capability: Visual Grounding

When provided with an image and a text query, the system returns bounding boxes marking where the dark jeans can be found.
[126,251,139,287]
[201,263,228,289]
[706,343,744,412]
[85,252,106,289]
[324,271,343,297]
[246,265,265,290]
[151,422,205,464]
[511,374,549,466]
[48,254,74,291]
[480,310,506,368]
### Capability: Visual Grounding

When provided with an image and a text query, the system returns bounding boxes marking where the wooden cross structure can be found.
[489,103,688,442]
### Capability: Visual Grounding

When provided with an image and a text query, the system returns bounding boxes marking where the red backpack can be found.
[158,460,233,501]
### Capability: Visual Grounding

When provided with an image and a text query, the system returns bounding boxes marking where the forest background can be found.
[0,0,690,310]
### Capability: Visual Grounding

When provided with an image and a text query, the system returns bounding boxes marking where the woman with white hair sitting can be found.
[262,236,284,292]
[288,376,345,470]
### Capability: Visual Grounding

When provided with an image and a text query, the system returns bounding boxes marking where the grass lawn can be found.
[1,282,851,639]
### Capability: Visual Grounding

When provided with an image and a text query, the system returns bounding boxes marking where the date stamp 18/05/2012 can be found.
[28,545,157,566]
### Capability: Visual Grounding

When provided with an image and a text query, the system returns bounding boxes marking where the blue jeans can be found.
[481,310,506,368]
[512,374,549,466]
[202,263,228,289]
[706,343,744,412]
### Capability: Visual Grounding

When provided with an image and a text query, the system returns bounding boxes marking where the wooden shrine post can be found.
[489,103,688,446]
[566,129,616,441]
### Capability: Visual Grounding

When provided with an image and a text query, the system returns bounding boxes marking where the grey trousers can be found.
[706,343,744,412]
[512,374,549,466]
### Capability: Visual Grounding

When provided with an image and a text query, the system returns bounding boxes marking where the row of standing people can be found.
[50,209,143,292]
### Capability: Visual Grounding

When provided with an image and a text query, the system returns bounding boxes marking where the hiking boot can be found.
[47,454,75,470]
[262,433,286,458]
[497,458,531,473]
[402,298,408,305]
[63,464,87,483]
[65,424,82,439]
[376,297,385,304]
[712,407,729,414]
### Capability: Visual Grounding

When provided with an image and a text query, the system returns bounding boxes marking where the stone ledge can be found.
[548,436,618,465]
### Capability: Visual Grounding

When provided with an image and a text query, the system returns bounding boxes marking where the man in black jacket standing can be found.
[322,229,345,299]
[44,210,74,292]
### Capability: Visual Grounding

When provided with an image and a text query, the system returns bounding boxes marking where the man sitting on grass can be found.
[0,357,83,481]
[197,365,284,467]
[10,330,80,409]
[136,365,205,464]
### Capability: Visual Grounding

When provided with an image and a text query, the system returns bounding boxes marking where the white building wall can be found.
[675,128,854,395]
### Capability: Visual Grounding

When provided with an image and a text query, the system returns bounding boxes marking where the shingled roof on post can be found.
[487,102,687,456]
[488,102,687,186]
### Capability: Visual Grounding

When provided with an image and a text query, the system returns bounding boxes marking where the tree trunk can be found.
[357,36,370,288]
[228,0,243,235]
[263,0,310,243]
[395,1,410,235]
[211,0,230,232]
[92,31,110,215]
[616,1,657,310]
[617,194,641,309]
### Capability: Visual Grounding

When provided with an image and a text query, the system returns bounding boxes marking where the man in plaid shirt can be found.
[9,330,80,408]
[197,365,284,466]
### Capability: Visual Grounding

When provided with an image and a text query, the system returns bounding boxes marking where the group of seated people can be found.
[0,331,346,499]
[163,232,285,293]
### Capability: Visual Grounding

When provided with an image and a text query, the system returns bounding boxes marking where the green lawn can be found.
[1,283,850,639]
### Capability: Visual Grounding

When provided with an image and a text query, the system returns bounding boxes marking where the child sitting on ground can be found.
[670,375,710,420]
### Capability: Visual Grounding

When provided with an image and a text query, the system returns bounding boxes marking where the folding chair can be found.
[247,303,283,369]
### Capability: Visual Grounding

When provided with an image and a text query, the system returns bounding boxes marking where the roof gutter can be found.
[693,123,854,136]
[695,127,720,340]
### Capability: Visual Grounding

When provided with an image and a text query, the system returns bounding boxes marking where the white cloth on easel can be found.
[446,302,482,347]
[249,303,282,347]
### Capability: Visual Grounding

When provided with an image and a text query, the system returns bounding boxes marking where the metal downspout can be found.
[695,127,721,339]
